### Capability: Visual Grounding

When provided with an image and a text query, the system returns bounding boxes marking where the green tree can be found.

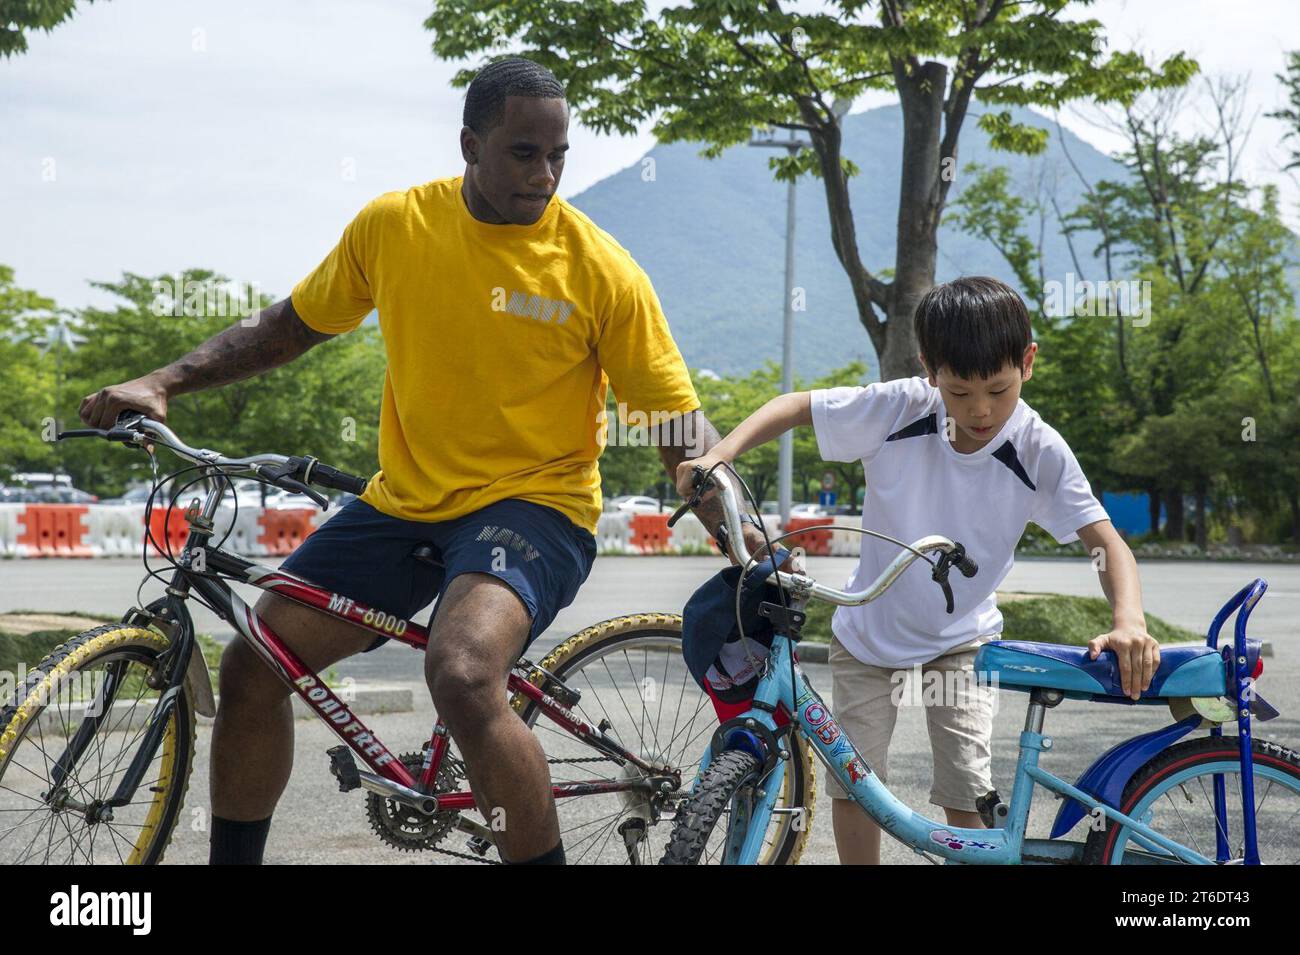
[0,266,58,476]
[802,361,871,509]
[693,364,785,503]
[426,0,1192,381]
[60,270,387,496]
[1,0,99,57]
[595,388,667,499]
[1267,50,1300,171]
[949,78,1300,544]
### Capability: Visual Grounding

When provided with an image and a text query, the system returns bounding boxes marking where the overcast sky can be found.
[3,0,1297,311]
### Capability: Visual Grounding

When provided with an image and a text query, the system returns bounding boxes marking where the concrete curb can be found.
[795,639,1274,668]
[31,683,414,734]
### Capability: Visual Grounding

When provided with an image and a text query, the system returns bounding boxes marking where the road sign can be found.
[819,491,837,508]
[821,471,836,491]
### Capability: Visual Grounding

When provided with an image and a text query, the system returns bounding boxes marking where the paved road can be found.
[2,556,1297,864]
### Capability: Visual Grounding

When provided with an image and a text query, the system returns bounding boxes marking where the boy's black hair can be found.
[913,276,1032,380]
[463,58,566,134]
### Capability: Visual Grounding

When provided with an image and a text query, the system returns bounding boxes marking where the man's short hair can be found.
[463,57,566,134]
[914,276,1032,379]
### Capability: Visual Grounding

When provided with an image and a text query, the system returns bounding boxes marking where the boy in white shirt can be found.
[677,276,1159,864]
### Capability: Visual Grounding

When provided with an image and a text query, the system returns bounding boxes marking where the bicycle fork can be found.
[45,601,196,821]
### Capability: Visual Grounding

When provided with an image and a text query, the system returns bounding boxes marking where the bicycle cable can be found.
[716,460,946,738]
[134,456,295,615]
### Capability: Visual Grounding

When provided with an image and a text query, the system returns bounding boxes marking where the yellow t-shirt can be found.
[291,176,699,534]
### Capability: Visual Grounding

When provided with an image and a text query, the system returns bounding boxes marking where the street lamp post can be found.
[749,127,810,528]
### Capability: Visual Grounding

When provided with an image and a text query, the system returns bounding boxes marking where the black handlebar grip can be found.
[957,554,978,578]
[310,463,368,496]
[56,428,107,440]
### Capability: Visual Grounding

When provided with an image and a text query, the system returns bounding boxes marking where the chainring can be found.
[366,751,464,852]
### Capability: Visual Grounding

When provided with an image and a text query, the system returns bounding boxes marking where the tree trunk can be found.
[880,60,948,382]
[1194,480,1208,551]
[1147,485,1161,537]
[1163,488,1185,542]
[1290,488,1300,546]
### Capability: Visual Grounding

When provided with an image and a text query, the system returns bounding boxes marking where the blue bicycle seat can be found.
[973,640,1249,701]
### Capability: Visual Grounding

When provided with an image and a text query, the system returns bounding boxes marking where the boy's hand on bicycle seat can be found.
[1087,625,1161,700]
[80,374,170,430]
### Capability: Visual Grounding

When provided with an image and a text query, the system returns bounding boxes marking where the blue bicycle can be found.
[661,470,1299,865]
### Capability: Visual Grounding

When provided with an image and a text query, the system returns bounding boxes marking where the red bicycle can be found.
[0,415,814,864]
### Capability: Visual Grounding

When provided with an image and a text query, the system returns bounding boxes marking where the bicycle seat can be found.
[973,640,1255,701]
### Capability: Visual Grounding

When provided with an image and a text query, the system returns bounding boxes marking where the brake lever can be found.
[931,548,959,614]
[276,476,329,510]
[668,464,709,528]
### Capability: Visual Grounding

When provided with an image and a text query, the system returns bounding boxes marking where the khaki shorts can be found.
[823,636,995,811]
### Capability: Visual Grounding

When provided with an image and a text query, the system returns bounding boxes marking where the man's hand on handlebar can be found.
[674,454,728,501]
[80,374,170,430]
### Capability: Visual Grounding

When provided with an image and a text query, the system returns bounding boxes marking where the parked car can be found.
[759,502,830,518]
[29,486,99,504]
[790,503,829,518]
[97,485,157,506]
[8,472,73,489]
[4,473,98,503]
[608,494,665,514]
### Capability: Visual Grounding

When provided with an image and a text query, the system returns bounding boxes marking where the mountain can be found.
[567,104,1129,379]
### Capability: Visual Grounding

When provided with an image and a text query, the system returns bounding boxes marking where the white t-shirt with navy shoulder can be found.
[810,376,1108,669]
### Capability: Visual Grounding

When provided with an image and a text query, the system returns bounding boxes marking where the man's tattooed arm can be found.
[79,297,334,428]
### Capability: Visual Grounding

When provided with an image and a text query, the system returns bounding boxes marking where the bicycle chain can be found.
[422,755,617,863]
[430,844,500,865]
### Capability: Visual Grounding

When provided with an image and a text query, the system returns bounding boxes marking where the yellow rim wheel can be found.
[511,613,814,865]
[0,625,195,865]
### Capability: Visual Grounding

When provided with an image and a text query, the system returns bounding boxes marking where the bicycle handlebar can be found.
[686,465,976,609]
[57,413,369,506]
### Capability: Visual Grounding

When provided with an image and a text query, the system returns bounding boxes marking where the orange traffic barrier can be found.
[628,513,673,553]
[782,516,836,556]
[146,506,193,556]
[257,508,317,556]
[16,505,93,557]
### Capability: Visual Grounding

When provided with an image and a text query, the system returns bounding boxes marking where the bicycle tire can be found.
[512,613,814,865]
[0,624,196,865]
[1082,735,1300,865]
[659,748,765,864]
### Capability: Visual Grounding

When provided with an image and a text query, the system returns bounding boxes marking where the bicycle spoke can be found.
[0,646,185,865]
[1160,786,1205,859]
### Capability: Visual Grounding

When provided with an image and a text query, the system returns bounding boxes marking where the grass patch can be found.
[0,630,80,674]
[0,624,224,676]
[798,593,1200,646]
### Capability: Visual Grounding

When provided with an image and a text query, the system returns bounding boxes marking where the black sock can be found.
[511,842,565,865]
[209,815,273,865]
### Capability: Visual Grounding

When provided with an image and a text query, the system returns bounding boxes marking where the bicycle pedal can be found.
[327,745,362,793]
[975,789,1008,828]
[467,835,493,856]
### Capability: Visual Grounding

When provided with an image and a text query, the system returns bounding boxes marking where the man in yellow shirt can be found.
[80,57,759,865]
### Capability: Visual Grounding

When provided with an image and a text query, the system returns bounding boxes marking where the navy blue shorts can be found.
[279,497,597,652]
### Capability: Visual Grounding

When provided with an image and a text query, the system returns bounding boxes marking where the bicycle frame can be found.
[92,476,677,821]
[706,632,1229,865]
